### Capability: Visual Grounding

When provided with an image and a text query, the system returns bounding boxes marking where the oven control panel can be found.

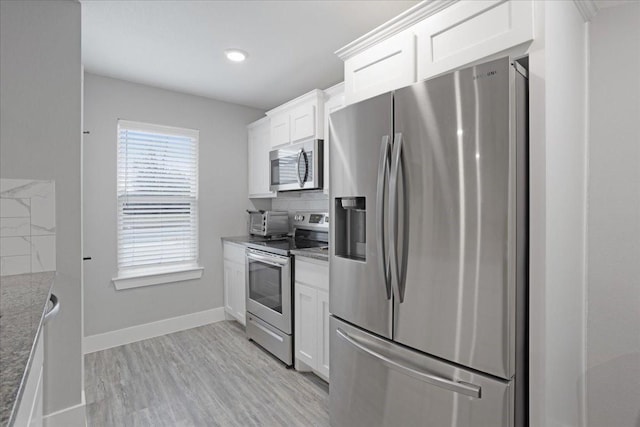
[293,211,329,230]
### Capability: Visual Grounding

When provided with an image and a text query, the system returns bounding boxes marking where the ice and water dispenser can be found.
[334,197,366,261]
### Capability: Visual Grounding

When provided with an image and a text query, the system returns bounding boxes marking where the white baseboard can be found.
[83,307,226,354]
[43,391,86,427]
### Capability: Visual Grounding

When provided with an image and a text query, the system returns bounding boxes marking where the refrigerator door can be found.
[329,92,394,339]
[330,316,514,427]
[391,57,518,379]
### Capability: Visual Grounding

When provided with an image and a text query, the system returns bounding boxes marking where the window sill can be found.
[112,265,204,290]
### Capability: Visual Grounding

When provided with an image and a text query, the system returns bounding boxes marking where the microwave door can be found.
[270,148,300,191]
[270,140,321,191]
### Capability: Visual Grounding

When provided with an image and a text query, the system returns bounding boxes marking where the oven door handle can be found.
[247,250,289,267]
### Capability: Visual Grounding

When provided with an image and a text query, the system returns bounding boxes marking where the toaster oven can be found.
[247,210,289,236]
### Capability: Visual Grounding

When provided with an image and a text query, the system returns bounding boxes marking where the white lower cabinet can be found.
[295,283,317,368]
[14,332,44,427]
[316,289,330,379]
[294,257,329,382]
[223,242,246,325]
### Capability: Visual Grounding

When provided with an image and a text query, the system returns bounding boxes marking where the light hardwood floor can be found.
[85,321,329,427]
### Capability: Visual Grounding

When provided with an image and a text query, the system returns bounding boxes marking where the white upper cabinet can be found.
[415,0,534,80]
[290,102,316,142]
[269,113,290,148]
[336,0,534,105]
[266,89,325,149]
[323,82,345,194]
[247,117,275,198]
[343,30,416,105]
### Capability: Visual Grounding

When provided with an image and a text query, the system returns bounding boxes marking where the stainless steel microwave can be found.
[269,139,323,192]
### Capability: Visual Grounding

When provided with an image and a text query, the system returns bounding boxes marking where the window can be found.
[113,120,202,289]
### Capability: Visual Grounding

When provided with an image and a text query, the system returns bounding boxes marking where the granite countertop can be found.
[0,272,55,427]
[222,236,329,262]
[291,247,329,262]
[223,236,329,262]
[221,235,272,245]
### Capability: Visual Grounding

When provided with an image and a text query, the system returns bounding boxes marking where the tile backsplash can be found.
[271,191,329,231]
[0,179,56,276]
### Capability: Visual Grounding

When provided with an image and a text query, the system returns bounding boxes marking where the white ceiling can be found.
[81,0,419,110]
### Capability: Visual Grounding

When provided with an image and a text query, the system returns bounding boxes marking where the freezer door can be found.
[330,316,514,427]
[391,57,521,379]
[329,92,394,339]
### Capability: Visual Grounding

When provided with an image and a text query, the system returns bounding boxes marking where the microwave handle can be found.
[296,149,304,187]
[296,149,309,188]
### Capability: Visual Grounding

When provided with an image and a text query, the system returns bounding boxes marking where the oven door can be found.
[246,248,292,334]
[248,212,266,236]
[270,140,322,192]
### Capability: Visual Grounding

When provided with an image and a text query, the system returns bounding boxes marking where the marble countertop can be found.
[0,272,55,427]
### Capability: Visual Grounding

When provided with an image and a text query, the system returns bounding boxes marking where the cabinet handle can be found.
[44,293,60,323]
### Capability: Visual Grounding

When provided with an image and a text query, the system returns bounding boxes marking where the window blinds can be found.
[117,120,199,272]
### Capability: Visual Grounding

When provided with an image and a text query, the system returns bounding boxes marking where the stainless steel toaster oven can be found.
[247,210,289,237]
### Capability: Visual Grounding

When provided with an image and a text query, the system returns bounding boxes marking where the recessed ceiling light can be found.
[225,49,247,63]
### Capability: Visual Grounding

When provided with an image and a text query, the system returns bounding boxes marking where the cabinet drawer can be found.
[344,30,416,105]
[416,0,534,80]
[223,242,246,264]
[295,258,328,291]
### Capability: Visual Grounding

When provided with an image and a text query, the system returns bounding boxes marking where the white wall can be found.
[528,1,588,426]
[0,0,84,421]
[586,3,640,426]
[83,73,264,337]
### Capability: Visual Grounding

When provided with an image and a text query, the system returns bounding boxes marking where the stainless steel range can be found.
[245,211,329,366]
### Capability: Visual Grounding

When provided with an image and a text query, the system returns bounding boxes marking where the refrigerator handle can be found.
[389,132,404,302]
[376,135,392,299]
[337,329,482,398]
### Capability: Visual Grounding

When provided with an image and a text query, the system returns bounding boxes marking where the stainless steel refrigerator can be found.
[328,57,528,427]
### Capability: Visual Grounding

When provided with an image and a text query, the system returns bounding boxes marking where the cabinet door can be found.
[344,30,416,105]
[14,333,44,427]
[223,259,235,317]
[290,103,316,143]
[257,124,275,197]
[416,0,533,80]
[248,126,258,196]
[234,261,246,325]
[323,88,345,194]
[316,289,330,380]
[248,121,275,198]
[295,283,317,369]
[270,113,290,148]
[224,242,246,264]
[29,367,43,427]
